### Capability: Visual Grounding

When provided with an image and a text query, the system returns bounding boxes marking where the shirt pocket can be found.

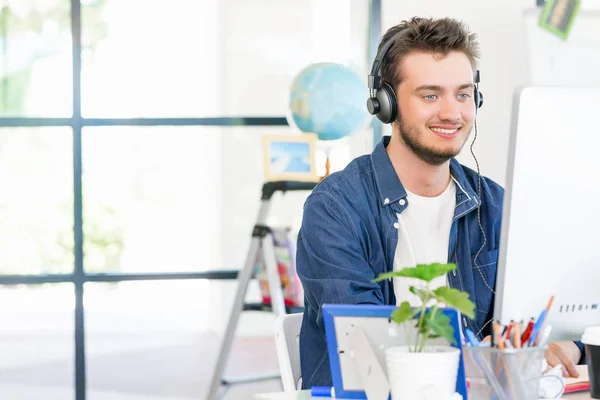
[471,248,499,317]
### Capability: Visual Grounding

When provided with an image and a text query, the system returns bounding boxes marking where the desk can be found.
[253,389,593,399]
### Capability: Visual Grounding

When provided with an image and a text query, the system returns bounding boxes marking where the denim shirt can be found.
[296,136,504,388]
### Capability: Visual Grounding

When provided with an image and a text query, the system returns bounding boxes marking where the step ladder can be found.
[207,181,317,400]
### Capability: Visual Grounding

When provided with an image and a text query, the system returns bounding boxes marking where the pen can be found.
[538,295,555,343]
[521,318,535,345]
[536,325,553,346]
[528,309,547,346]
[465,328,480,347]
[311,386,335,397]
[504,320,514,342]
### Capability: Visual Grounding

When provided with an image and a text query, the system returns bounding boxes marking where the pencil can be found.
[494,321,505,349]
[513,321,522,349]
[546,295,555,313]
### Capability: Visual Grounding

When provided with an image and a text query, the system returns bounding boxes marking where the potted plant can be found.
[373,262,475,400]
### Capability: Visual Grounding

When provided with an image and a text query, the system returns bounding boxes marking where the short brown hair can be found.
[378,17,480,90]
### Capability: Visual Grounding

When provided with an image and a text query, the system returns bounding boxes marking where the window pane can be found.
[0,127,73,275]
[80,0,368,118]
[85,281,281,399]
[0,284,74,399]
[82,126,221,273]
[0,0,72,116]
[82,125,369,274]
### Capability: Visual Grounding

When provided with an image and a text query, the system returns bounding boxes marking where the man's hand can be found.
[545,341,581,377]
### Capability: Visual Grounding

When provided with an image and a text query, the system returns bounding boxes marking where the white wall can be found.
[525,7,600,87]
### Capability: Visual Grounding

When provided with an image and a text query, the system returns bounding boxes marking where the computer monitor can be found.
[494,86,600,342]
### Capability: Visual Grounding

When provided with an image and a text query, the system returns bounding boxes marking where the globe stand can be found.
[320,157,331,181]
[319,143,336,181]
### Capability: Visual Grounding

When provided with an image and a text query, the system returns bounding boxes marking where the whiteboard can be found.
[525,7,600,87]
[494,86,600,341]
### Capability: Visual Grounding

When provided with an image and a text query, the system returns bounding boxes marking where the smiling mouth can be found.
[430,127,461,137]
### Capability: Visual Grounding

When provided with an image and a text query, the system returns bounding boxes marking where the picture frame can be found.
[322,304,467,400]
[262,133,319,182]
[538,0,581,40]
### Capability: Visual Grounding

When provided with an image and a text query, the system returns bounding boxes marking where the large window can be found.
[0,0,373,399]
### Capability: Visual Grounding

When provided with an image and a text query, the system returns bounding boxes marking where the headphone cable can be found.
[470,118,498,338]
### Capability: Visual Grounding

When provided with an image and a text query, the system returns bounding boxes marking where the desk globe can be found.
[287,62,369,178]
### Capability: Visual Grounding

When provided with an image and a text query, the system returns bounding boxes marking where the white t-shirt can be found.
[393,178,457,307]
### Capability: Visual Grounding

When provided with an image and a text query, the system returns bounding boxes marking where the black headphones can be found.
[366,30,484,124]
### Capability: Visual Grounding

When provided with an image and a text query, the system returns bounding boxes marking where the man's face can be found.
[394,51,476,166]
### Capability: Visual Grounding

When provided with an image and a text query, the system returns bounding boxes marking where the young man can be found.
[295,17,583,388]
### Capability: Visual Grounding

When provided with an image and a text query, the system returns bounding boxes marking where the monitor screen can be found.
[494,86,600,341]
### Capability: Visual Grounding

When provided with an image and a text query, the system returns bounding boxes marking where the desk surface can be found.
[253,389,592,399]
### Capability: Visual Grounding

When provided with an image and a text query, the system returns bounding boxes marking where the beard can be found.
[396,110,471,166]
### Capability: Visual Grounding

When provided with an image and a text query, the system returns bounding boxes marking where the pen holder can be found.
[464,345,547,400]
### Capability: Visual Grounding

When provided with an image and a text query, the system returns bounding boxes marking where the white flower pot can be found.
[386,345,461,400]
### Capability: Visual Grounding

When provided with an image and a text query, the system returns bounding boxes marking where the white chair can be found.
[273,312,304,392]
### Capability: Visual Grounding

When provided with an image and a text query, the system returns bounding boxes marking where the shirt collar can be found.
[370,135,481,209]
[370,136,406,206]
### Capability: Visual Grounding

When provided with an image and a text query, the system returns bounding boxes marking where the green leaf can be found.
[372,270,405,283]
[434,287,475,319]
[373,263,457,283]
[426,311,456,345]
[392,263,457,283]
[390,301,413,325]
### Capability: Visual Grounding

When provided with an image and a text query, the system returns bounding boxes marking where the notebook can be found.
[564,365,590,393]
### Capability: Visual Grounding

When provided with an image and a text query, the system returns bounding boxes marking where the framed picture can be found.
[538,0,581,40]
[262,133,319,182]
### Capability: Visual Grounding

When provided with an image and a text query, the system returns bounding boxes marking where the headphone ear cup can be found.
[375,82,398,124]
[475,90,484,109]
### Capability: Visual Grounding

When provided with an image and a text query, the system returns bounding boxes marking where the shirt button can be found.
[384,198,390,204]
[394,222,399,229]
[399,199,406,206]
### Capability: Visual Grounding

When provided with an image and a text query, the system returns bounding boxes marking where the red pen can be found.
[505,320,514,341]
[521,318,535,345]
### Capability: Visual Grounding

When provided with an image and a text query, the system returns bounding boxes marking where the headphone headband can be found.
[368,29,411,90]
